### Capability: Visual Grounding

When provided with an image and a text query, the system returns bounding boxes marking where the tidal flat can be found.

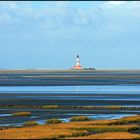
[1,69,140,86]
[1,85,140,127]
[1,70,140,138]
[0,107,137,127]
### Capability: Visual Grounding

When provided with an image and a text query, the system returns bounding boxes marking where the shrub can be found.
[12,112,31,117]
[46,119,62,124]
[24,121,38,127]
[70,116,89,122]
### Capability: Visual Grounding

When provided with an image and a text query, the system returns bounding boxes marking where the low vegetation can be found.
[0,126,88,139]
[12,112,31,117]
[1,115,140,139]
[1,105,140,111]
[46,119,62,124]
[23,121,38,127]
[107,115,140,125]
[42,105,59,109]
[70,116,89,122]
[70,124,139,133]
[70,132,140,139]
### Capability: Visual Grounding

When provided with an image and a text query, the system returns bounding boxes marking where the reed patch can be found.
[12,112,31,117]
[0,115,140,139]
[46,119,62,124]
[24,121,38,127]
[70,116,89,122]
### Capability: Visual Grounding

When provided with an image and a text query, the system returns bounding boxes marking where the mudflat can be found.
[0,93,140,106]
[0,69,140,86]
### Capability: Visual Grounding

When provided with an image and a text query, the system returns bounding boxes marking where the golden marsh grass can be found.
[0,115,140,139]
[70,132,140,139]
[12,112,31,117]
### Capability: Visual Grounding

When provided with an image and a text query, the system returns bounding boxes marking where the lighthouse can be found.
[73,55,83,70]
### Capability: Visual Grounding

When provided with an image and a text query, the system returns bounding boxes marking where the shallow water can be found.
[1,85,140,101]
[1,85,140,93]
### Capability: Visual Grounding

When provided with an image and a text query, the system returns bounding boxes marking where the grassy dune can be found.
[1,115,140,139]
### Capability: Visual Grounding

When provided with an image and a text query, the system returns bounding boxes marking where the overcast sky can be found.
[0,1,140,70]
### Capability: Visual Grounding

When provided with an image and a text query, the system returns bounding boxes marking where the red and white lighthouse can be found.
[73,55,83,70]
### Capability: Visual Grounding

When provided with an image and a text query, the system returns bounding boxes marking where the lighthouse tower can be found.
[73,55,82,70]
